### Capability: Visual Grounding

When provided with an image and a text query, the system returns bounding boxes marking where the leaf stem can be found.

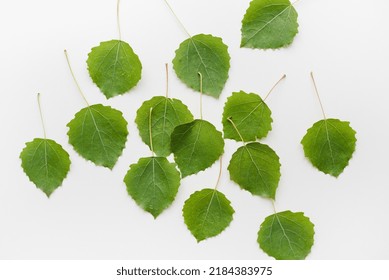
[117,0,122,40]
[214,156,223,190]
[162,0,191,38]
[165,63,169,98]
[198,72,203,120]
[37,93,47,139]
[227,117,246,143]
[263,74,286,101]
[64,50,90,107]
[149,107,155,157]
[271,199,278,214]
[310,72,327,119]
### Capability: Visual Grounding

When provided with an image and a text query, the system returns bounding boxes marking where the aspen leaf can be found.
[301,119,357,177]
[135,96,193,157]
[67,104,128,169]
[183,188,234,242]
[87,40,142,98]
[124,157,181,218]
[241,0,299,49]
[258,211,315,260]
[222,91,272,141]
[228,142,280,199]
[173,34,230,98]
[171,120,224,177]
[20,138,71,197]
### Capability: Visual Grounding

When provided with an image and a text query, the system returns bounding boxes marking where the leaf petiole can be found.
[162,0,191,38]
[149,107,155,157]
[214,156,223,190]
[37,93,47,139]
[165,63,169,98]
[227,117,246,143]
[117,0,122,40]
[64,50,90,107]
[264,74,286,101]
[310,72,327,119]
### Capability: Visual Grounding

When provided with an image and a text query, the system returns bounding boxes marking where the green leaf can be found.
[87,40,142,98]
[228,142,280,199]
[222,91,272,142]
[258,211,315,260]
[183,188,234,242]
[301,118,357,177]
[67,104,128,169]
[135,96,193,157]
[20,138,71,197]
[124,157,181,218]
[241,0,299,49]
[173,34,230,98]
[171,120,224,177]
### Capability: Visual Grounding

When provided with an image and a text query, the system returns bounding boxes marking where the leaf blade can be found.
[301,118,357,177]
[87,40,142,98]
[171,120,224,177]
[222,91,272,141]
[241,0,299,49]
[135,96,193,157]
[173,34,231,98]
[258,211,315,260]
[228,142,280,199]
[20,138,71,197]
[67,104,128,169]
[124,157,181,218]
[183,188,234,242]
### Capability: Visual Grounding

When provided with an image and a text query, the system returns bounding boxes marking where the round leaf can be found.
[20,138,71,197]
[301,118,357,177]
[124,157,181,218]
[241,0,299,49]
[228,142,280,199]
[258,211,315,260]
[135,96,193,157]
[183,188,234,242]
[87,40,142,98]
[222,91,272,142]
[171,120,224,177]
[173,34,231,98]
[67,104,128,169]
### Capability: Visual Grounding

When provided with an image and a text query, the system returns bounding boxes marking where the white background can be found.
[0,0,388,259]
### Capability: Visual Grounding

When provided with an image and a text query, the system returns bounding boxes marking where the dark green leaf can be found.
[20,138,71,197]
[135,96,193,157]
[183,188,234,242]
[87,40,142,98]
[301,118,357,177]
[171,120,224,177]
[124,157,181,218]
[173,34,230,98]
[258,211,315,260]
[228,142,280,199]
[241,0,299,49]
[67,104,128,169]
[222,91,272,141]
